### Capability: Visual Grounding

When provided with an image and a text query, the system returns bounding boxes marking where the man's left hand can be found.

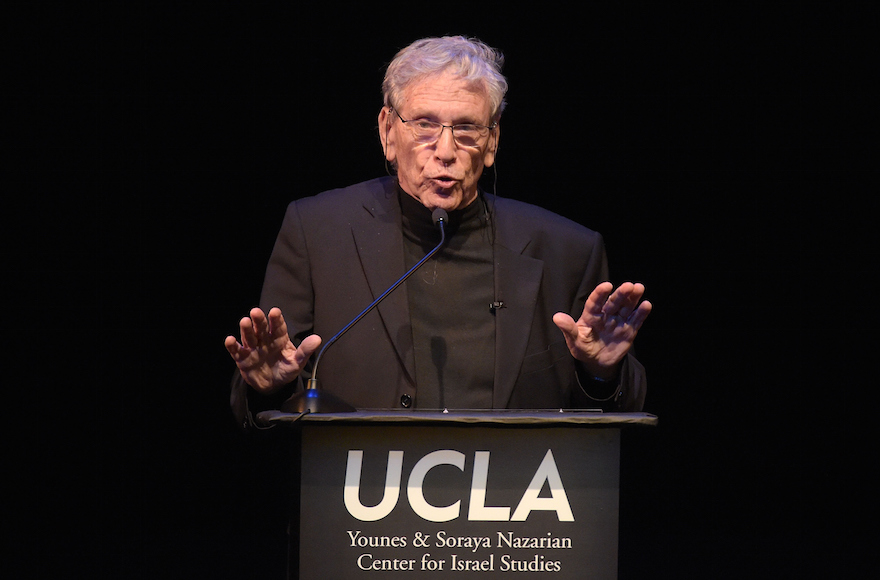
[553,282,652,380]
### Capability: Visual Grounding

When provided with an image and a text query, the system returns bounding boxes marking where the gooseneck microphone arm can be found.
[284,208,448,413]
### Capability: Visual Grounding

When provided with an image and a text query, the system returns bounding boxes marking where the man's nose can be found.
[434,125,458,161]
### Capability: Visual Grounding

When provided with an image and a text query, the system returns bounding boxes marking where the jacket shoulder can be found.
[290,177,395,219]
[490,195,603,248]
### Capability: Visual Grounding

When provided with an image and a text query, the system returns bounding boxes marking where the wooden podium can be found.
[258,410,656,579]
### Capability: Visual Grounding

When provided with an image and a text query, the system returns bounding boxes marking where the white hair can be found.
[382,36,508,121]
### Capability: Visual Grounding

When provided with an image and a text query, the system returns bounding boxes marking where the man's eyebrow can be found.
[410,111,483,125]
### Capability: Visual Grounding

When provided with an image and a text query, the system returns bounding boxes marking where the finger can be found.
[239,315,258,349]
[600,282,634,315]
[584,282,614,317]
[224,335,243,358]
[627,300,653,330]
[618,283,648,319]
[267,307,288,341]
[626,283,647,308]
[250,307,271,345]
[606,282,649,319]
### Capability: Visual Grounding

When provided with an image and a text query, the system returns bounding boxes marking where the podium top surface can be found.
[256,409,658,427]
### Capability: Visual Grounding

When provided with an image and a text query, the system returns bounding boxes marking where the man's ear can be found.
[483,123,500,168]
[378,107,396,163]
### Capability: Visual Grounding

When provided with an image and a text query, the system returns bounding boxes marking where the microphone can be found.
[431,208,447,228]
[282,208,449,413]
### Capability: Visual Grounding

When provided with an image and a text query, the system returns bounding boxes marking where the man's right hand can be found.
[224,307,322,394]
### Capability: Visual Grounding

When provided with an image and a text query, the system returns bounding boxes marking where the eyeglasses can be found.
[391,108,496,148]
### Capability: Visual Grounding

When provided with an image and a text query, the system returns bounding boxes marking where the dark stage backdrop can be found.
[27,2,868,579]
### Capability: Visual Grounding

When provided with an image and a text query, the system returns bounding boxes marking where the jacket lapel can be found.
[491,200,544,408]
[348,185,544,406]
[350,180,416,385]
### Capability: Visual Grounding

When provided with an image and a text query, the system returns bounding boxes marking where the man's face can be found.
[379,71,499,212]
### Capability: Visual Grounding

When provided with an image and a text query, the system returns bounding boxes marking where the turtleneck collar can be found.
[398,185,488,242]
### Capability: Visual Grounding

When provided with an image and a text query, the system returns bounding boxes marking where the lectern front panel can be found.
[297,423,620,579]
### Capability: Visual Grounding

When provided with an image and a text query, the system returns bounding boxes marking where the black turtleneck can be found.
[399,189,496,409]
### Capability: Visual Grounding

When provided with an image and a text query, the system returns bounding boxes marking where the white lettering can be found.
[435,530,491,553]
[346,530,406,548]
[497,531,572,549]
[467,451,511,521]
[407,450,465,522]
[451,554,494,571]
[356,554,416,571]
[420,553,446,571]
[499,554,562,572]
[344,450,403,521]
[510,450,574,521]
[343,448,574,522]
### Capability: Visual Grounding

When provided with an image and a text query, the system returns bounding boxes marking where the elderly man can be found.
[225,36,651,426]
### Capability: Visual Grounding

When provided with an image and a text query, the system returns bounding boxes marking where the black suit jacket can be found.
[231,177,646,425]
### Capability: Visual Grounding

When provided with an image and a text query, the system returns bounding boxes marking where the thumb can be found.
[295,334,323,364]
[552,312,577,341]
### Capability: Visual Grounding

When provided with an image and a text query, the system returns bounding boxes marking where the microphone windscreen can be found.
[431,208,449,228]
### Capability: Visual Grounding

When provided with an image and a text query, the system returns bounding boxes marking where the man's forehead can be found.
[399,72,491,118]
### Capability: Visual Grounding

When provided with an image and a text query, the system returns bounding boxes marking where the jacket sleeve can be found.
[229,200,314,430]
[572,353,647,412]
[566,232,648,412]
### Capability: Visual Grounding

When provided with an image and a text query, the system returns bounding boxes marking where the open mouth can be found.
[431,176,458,188]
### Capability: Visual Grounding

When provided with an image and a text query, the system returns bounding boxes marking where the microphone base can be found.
[281,388,357,414]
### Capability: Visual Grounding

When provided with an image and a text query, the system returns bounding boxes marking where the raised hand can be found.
[553,282,652,380]
[224,307,321,394]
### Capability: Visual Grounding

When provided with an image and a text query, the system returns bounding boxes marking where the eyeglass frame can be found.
[389,107,497,148]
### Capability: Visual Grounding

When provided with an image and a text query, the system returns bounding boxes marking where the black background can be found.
[21,1,872,578]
